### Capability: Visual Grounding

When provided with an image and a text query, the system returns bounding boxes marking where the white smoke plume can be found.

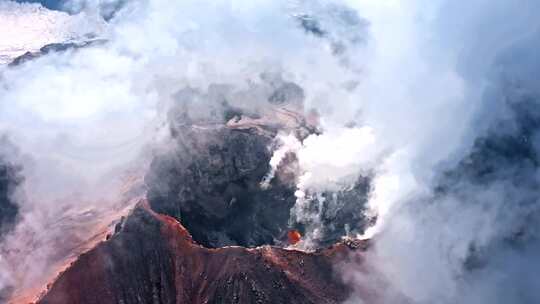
[335,1,540,304]
[259,0,540,303]
[1,0,539,303]
[0,0,368,300]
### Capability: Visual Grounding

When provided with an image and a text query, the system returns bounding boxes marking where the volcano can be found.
[8,76,374,304]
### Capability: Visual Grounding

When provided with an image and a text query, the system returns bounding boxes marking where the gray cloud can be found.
[341,1,540,303]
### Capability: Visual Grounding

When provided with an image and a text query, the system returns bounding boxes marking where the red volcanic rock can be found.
[38,201,368,304]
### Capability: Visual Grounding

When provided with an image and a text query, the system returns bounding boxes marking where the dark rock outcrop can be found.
[8,39,107,66]
[291,176,373,248]
[146,123,295,248]
[0,139,22,235]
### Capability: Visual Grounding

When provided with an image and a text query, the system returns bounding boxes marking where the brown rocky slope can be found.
[38,201,367,304]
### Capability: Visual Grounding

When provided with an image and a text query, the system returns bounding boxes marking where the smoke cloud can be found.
[0,0,369,299]
[259,0,540,303]
[332,1,540,304]
[1,0,540,303]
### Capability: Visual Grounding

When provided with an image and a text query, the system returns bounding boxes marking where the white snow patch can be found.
[0,1,105,64]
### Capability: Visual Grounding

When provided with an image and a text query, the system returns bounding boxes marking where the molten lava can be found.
[287,229,302,245]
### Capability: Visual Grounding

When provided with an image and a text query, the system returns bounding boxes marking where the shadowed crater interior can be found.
[145,79,371,248]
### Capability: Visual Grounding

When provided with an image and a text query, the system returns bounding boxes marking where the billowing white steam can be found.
[1,0,539,303]
[0,0,367,299]
[267,0,540,303]
[340,1,540,304]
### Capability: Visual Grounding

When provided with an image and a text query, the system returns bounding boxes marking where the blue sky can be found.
[15,0,63,10]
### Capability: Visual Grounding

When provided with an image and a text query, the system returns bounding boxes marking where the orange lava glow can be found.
[287,229,302,245]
